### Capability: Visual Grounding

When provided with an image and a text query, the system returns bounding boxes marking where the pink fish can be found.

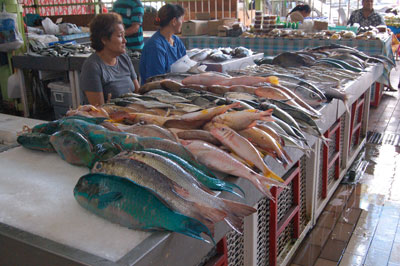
[182,72,230,86]
[211,109,274,131]
[209,124,284,183]
[180,139,285,199]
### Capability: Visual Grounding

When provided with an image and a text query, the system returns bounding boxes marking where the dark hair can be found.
[288,4,311,15]
[89,13,122,51]
[155,4,185,28]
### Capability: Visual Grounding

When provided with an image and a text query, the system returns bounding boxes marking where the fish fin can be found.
[97,192,123,209]
[222,200,257,233]
[175,217,216,245]
[198,183,219,196]
[246,121,258,129]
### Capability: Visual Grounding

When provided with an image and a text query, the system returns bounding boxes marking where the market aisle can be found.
[290,63,400,266]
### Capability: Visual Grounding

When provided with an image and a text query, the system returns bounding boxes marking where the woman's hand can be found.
[133,79,140,93]
[125,22,140,35]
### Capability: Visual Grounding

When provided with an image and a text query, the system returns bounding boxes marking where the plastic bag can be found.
[42,17,60,35]
[170,55,197,73]
[58,23,81,35]
[0,8,23,52]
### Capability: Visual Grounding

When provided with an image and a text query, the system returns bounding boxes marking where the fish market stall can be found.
[0,51,384,265]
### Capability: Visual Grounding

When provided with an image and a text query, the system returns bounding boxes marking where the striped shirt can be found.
[347,9,385,28]
[113,0,144,50]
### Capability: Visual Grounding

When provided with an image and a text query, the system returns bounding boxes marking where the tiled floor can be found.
[290,63,400,266]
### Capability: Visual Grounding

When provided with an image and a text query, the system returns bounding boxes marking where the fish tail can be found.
[321,135,332,147]
[215,180,245,198]
[176,217,216,245]
[249,176,275,200]
[281,148,293,164]
[193,202,227,225]
[262,166,285,183]
[221,200,257,233]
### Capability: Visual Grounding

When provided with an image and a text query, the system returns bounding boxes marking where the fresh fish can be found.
[179,102,241,122]
[74,173,214,243]
[224,92,257,101]
[144,89,172,96]
[119,124,176,141]
[170,128,221,145]
[209,52,232,62]
[233,47,252,58]
[272,52,309,67]
[239,127,292,167]
[210,109,274,131]
[125,151,256,233]
[143,148,244,198]
[160,79,184,91]
[190,49,212,61]
[49,130,95,167]
[209,124,284,183]
[155,95,191,104]
[278,81,325,107]
[146,73,191,83]
[173,103,203,113]
[216,76,278,86]
[136,137,196,163]
[181,140,285,199]
[133,113,173,126]
[261,102,303,133]
[182,72,231,87]
[92,157,226,233]
[17,133,55,152]
[139,80,163,93]
[87,130,142,151]
[133,100,175,109]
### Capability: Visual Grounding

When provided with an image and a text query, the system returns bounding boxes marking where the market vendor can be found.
[112,0,144,50]
[347,0,385,28]
[80,13,140,106]
[287,4,311,23]
[139,4,186,84]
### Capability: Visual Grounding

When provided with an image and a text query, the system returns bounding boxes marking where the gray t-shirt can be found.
[80,53,137,101]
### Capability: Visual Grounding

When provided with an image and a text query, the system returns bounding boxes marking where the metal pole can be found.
[215,0,217,19]
[188,1,191,20]
[222,0,224,18]
[229,0,231,17]
[201,0,203,12]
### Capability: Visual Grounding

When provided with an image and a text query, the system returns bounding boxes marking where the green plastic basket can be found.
[328,25,358,33]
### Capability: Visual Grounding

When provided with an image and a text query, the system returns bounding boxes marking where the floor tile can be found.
[389,242,400,264]
[319,239,347,262]
[292,243,321,266]
[345,234,371,256]
[340,208,361,225]
[364,247,390,266]
[331,222,355,242]
[369,238,393,253]
[316,211,338,230]
[308,226,331,247]
[338,252,364,266]
[314,258,337,266]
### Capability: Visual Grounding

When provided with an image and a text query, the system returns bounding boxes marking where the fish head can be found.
[179,139,193,146]
[50,130,94,166]
[74,174,102,204]
[209,123,233,140]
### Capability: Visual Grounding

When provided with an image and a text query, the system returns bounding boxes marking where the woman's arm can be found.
[85,91,105,106]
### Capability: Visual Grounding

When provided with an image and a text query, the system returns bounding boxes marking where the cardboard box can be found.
[313,21,329,31]
[208,19,236,36]
[195,12,211,20]
[181,20,209,36]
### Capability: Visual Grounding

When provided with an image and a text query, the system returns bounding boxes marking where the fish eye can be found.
[95,162,102,169]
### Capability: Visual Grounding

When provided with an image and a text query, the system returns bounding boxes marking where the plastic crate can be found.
[328,25,358,33]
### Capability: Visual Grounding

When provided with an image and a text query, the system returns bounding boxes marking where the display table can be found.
[0,64,383,265]
[181,35,394,61]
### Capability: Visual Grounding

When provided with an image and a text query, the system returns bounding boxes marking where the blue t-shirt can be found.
[139,30,186,84]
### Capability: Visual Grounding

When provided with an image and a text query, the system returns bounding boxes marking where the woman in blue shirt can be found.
[139,4,186,84]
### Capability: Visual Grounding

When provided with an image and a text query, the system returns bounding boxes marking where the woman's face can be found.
[102,23,126,55]
[171,16,184,34]
[301,10,311,17]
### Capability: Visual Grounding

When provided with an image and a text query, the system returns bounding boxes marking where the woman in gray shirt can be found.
[80,13,140,106]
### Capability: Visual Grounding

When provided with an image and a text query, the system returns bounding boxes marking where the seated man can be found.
[347,0,385,28]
